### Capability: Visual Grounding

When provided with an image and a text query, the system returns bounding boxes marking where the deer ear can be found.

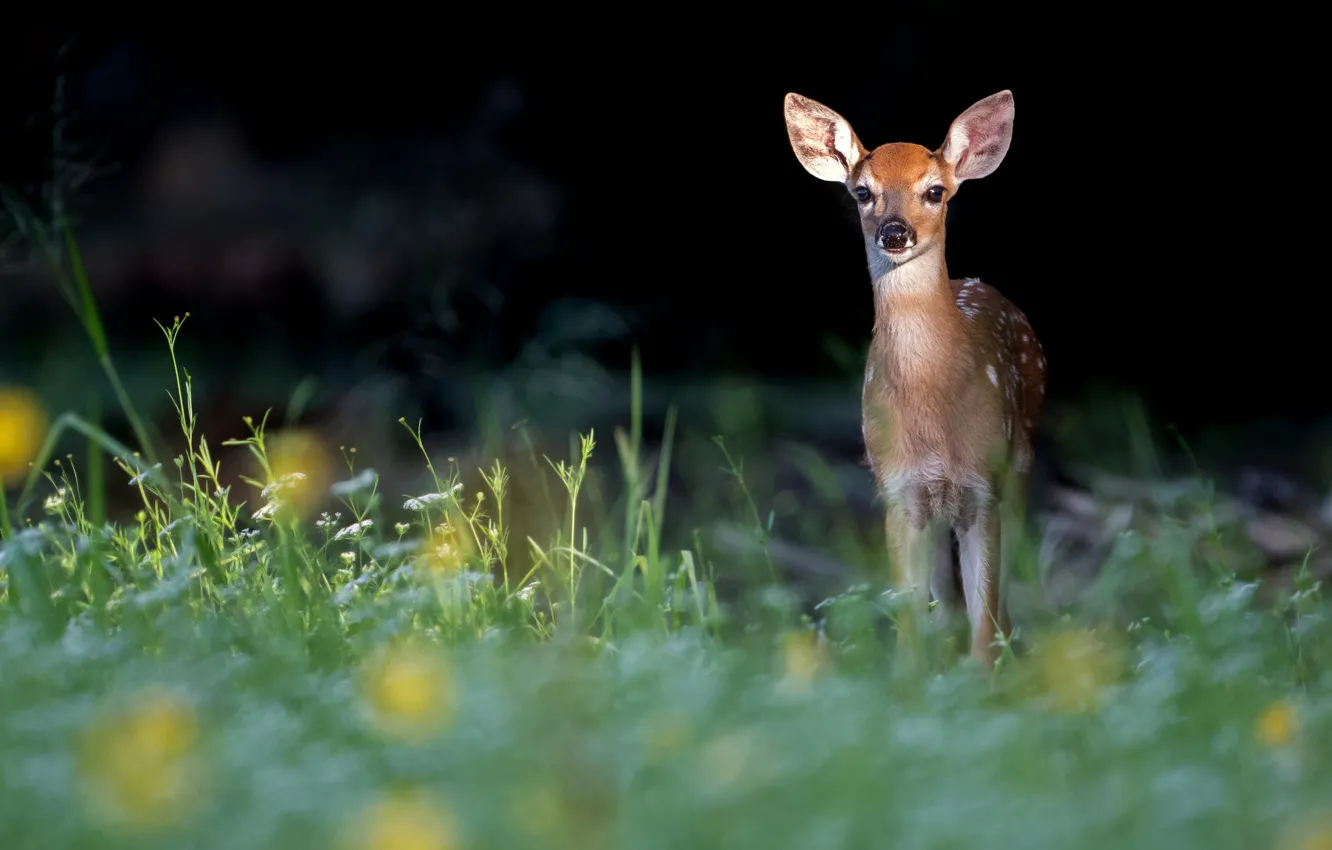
[784,93,865,183]
[940,90,1014,183]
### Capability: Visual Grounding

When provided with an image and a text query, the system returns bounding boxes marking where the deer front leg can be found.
[885,500,946,668]
[958,496,1004,669]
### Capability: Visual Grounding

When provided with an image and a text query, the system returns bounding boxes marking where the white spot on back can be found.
[986,364,998,386]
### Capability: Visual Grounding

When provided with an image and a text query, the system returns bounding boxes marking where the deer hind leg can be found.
[929,527,966,654]
[996,466,1033,648]
[929,527,962,611]
[957,495,1004,670]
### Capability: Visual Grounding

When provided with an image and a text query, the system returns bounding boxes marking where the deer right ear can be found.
[784,93,865,183]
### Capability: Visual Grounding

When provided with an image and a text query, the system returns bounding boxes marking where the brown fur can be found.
[855,145,951,251]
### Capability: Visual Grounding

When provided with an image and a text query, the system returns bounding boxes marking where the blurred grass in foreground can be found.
[1,231,1331,848]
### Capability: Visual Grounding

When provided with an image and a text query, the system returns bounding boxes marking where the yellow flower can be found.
[1278,815,1332,850]
[1255,700,1299,748]
[641,711,693,762]
[701,730,760,792]
[79,688,201,831]
[1033,627,1124,714]
[419,522,470,577]
[359,641,457,740]
[510,775,614,850]
[262,429,331,520]
[779,630,828,691]
[513,784,568,839]
[345,789,459,850]
[0,386,48,484]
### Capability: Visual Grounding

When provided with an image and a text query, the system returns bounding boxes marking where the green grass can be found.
[2,226,1332,849]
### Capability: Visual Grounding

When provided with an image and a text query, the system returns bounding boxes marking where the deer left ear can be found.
[940,90,1014,183]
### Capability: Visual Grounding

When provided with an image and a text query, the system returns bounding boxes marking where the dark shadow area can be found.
[1,19,1323,602]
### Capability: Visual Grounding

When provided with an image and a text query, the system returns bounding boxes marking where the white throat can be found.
[870,244,946,296]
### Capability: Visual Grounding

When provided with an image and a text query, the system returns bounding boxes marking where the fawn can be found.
[782,90,1045,670]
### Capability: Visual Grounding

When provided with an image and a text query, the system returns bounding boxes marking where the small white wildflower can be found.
[127,463,163,487]
[340,551,356,564]
[403,495,442,511]
[252,501,279,521]
[402,484,463,512]
[331,468,377,496]
[125,463,163,490]
[261,472,307,500]
[394,522,411,536]
[334,519,374,540]
[43,488,68,512]
[516,581,541,602]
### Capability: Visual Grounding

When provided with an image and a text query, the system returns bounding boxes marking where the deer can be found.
[782,90,1045,671]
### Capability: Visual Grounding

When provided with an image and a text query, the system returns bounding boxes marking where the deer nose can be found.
[877,219,914,251]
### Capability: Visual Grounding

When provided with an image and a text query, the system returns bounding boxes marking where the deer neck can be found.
[869,246,970,391]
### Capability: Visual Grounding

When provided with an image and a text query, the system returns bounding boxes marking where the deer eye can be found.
[854,186,872,203]
[924,185,945,204]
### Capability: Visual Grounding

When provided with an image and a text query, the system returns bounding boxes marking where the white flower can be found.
[334,519,375,540]
[331,468,377,496]
[402,484,463,512]
[261,472,307,500]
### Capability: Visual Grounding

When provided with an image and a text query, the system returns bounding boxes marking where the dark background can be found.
[0,18,1318,489]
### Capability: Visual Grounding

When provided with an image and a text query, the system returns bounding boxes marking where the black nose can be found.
[877,219,913,250]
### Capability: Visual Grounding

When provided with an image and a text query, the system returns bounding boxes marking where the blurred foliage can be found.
[1,305,1331,847]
